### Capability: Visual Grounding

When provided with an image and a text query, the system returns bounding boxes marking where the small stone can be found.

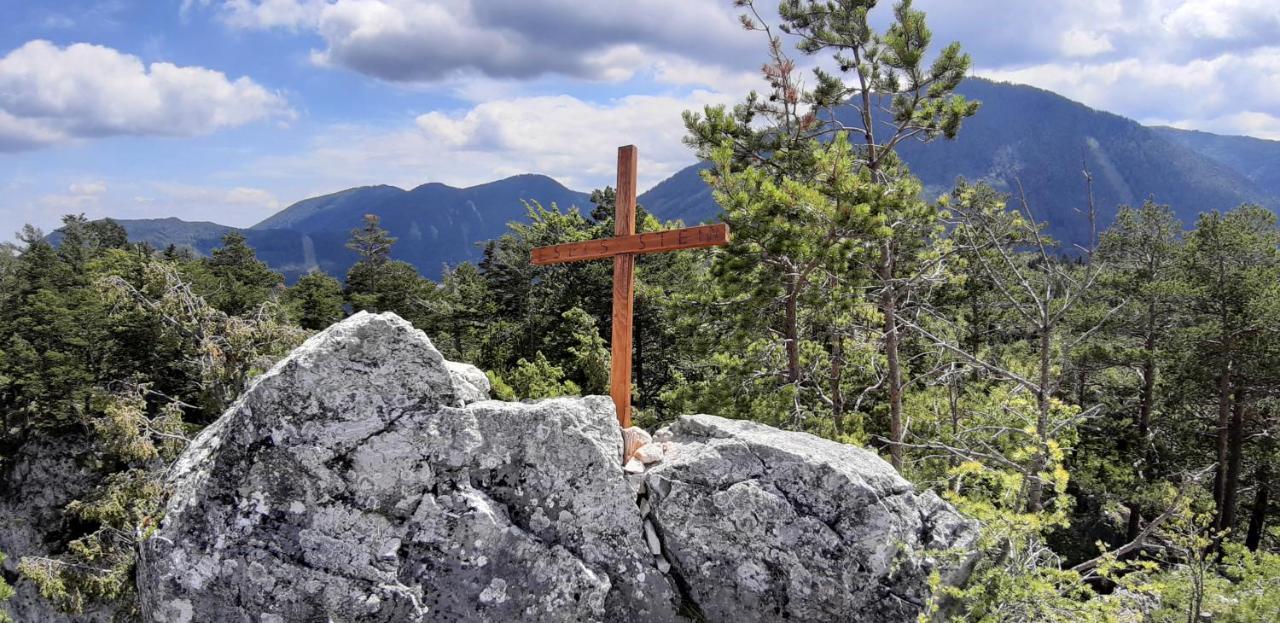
[623,458,645,474]
[622,427,652,461]
[643,519,662,556]
[653,426,673,443]
[656,559,671,574]
[626,472,647,494]
[633,443,664,465]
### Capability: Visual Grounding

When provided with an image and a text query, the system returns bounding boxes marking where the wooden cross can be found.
[531,145,730,428]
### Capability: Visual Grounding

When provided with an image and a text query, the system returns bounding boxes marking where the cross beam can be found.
[530,146,730,428]
[531,224,729,265]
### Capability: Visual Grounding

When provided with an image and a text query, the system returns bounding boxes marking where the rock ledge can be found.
[138,312,975,623]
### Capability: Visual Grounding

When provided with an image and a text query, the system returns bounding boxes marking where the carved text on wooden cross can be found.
[531,145,730,428]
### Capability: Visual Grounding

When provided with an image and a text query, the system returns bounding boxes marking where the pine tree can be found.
[286,271,345,330]
[202,232,283,316]
[346,214,396,265]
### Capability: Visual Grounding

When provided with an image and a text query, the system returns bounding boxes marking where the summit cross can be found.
[531,145,730,428]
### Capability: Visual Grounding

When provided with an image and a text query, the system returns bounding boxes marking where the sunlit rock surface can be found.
[138,312,976,622]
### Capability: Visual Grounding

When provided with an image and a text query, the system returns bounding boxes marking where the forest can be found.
[3,1,1279,621]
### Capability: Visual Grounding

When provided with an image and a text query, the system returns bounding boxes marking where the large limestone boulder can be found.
[641,415,977,622]
[138,312,676,622]
[137,311,977,622]
[0,435,117,623]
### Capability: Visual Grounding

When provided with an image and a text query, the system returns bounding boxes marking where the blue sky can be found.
[2,0,1278,240]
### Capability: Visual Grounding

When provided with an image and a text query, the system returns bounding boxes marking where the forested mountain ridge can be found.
[643,79,1280,246]
[55,175,591,281]
[61,78,1279,280]
[1151,125,1280,199]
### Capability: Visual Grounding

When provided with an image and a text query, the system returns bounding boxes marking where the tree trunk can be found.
[830,332,845,436]
[880,241,904,471]
[1212,365,1232,521]
[1219,387,1247,534]
[784,274,800,388]
[1246,462,1270,551]
[1127,329,1158,542]
[1125,503,1143,543]
[1025,323,1053,513]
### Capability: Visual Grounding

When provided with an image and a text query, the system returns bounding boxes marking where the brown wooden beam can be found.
[531,223,730,265]
[611,146,638,428]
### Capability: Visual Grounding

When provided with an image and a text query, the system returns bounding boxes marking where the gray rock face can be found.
[138,312,675,622]
[642,415,977,623]
[138,311,976,623]
[0,435,117,623]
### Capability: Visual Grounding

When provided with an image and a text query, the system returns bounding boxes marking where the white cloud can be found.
[0,40,291,151]
[150,183,282,214]
[36,180,110,214]
[239,89,733,205]
[191,0,758,83]
[69,180,108,196]
[1059,29,1114,58]
[1161,0,1280,41]
[979,46,1280,136]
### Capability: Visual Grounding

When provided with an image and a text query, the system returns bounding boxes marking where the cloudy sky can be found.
[2,0,1278,239]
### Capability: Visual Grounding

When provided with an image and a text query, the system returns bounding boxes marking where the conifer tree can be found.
[203,232,283,316]
[286,271,345,330]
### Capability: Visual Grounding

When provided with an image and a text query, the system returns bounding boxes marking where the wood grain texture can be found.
[610,252,635,427]
[610,145,638,427]
[616,145,637,238]
[530,223,730,265]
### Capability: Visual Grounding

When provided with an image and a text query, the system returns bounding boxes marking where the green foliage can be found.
[286,271,345,330]
[562,307,610,395]
[0,226,304,617]
[346,213,397,264]
[201,232,284,316]
[0,552,12,623]
[504,352,581,401]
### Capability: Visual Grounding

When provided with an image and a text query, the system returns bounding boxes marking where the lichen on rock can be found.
[137,312,976,623]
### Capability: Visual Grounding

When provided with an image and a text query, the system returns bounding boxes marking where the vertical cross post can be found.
[611,145,638,428]
[530,145,729,433]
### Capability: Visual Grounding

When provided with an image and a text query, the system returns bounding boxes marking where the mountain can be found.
[46,217,234,249]
[243,174,591,280]
[69,176,591,282]
[639,79,1280,244]
[1149,126,1280,200]
[637,162,715,225]
[66,78,1280,278]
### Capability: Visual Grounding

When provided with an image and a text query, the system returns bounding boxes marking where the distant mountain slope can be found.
[638,163,716,225]
[248,174,591,280]
[891,79,1275,243]
[253,185,407,231]
[1150,126,1280,200]
[640,79,1278,245]
[65,79,1280,279]
[62,176,592,282]
[49,217,235,249]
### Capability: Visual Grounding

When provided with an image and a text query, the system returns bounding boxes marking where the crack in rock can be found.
[136,313,976,623]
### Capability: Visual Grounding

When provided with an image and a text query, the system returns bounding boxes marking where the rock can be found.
[633,443,665,465]
[137,312,976,623]
[0,434,118,623]
[643,415,979,623]
[622,426,652,461]
[445,360,490,405]
[137,312,676,623]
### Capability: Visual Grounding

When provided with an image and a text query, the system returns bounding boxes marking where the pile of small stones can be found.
[621,425,676,575]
